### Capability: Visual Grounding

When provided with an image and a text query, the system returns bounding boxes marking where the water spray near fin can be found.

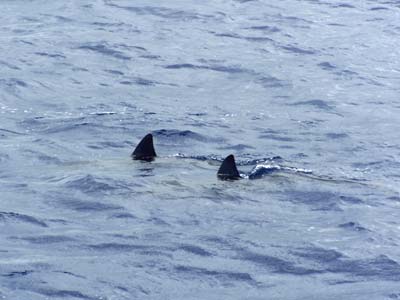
[217,154,241,180]
[131,134,157,161]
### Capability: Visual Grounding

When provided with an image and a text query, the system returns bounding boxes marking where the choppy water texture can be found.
[1,0,400,299]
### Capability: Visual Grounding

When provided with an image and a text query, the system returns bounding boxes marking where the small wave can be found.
[139,54,161,60]
[44,122,93,134]
[214,32,274,43]
[326,133,349,139]
[153,129,209,142]
[22,149,62,165]
[259,133,295,142]
[246,163,312,179]
[245,25,280,33]
[0,153,10,162]
[0,60,20,70]
[164,63,251,75]
[338,222,368,232]
[2,270,34,278]
[247,164,281,179]
[34,52,66,59]
[256,75,286,88]
[291,246,344,263]
[339,195,363,204]
[370,6,389,11]
[87,243,147,252]
[220,144,255,151]
[174,265,256,283]
[291,99,334,110]
[60,198,123,212]
[177,244,213,257]
[0,211,48,227]
[87,243,172,257]
[64,175,130,194]
[78,42,131,60]
[91,21,126,27]
[52,270,86,279]
[237,156,283,166]
[239,250,321,275]
[164,62,285,88]
[332,3,355,8]
[120,77,161,86]
[0,128,26,136]
[104,69,124,75]
[318,61,337,70]
[87,141,127,149]
[18,235,76,244]
[28,117,93,134]
[34,288,95,300]
[282,190,342,211]
[0,78,28,88]
[173,153,222,163]
[352,159,400,170]
[281,166,313,174]
[327,255,400,280]
[164,63,199,70]
[109,212,136,219]
[280,45,316,55]
[41,14,74,22]
[105,3,217,21]
[88,111,117,116]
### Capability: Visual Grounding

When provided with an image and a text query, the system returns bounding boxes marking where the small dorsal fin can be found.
[131,134,157,161]
[217,154,241,180]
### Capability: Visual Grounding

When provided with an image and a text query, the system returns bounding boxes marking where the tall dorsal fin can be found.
[217,154,241,180]
[131,133,157,161]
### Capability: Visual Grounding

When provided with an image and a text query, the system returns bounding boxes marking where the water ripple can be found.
[0,211,48,227]
[59,198,124,212]
[174,265,256,284]
[64,175,129,194]
[78,42,131,60]
[177,244,213,257]
[153,129,210,142]
[105,2,219,21]
[17,235,76,244]
[239,250,321,275]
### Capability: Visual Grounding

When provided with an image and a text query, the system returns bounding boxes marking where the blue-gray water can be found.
[1,1,400,299]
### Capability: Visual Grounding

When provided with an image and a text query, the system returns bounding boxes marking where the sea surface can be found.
[1,0,400,299]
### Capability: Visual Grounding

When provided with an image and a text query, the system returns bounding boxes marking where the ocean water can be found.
[1,0,400,299]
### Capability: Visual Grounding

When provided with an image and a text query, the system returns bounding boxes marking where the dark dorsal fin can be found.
[217,154,241,180]
[131,134,157,161]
